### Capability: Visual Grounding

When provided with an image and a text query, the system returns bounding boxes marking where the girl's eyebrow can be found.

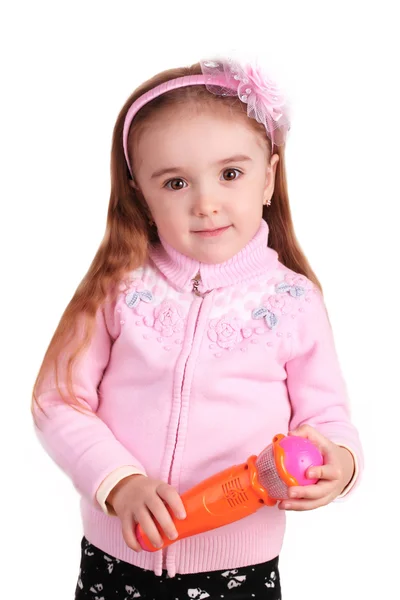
[150,154,252,180]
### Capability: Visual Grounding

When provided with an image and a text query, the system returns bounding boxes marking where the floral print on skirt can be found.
[75,537,282,600]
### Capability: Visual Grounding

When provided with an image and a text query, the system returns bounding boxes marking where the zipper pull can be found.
[192,272,202,296]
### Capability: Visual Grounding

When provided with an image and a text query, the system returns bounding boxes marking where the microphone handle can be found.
[136,455,275,552]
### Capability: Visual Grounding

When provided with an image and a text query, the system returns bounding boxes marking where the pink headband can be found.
[122,59,290,178]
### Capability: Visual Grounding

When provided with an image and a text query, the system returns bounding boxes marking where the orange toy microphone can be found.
[135,433,323,552]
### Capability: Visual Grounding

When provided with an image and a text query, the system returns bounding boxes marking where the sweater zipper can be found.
[165,273,213,574]
[167,272,207,485]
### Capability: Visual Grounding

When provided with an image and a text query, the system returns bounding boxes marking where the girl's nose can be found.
[192,191,220,217]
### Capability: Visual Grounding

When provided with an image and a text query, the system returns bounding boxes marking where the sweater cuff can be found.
[96,466,147,516]
[335,445,359,500]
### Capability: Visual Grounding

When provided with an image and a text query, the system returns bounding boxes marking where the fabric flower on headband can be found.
[200,58,291,149]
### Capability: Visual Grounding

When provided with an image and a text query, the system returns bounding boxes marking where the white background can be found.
[2,1,399,598]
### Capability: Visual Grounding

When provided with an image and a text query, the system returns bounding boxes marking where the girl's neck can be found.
[149,219,279,294]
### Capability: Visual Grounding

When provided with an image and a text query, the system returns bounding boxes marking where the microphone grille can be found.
[255,444,289,500]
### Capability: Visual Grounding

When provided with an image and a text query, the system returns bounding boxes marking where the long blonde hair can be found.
[31,61,322,418]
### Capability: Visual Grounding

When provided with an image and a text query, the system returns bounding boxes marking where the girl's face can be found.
[132,106,279,264]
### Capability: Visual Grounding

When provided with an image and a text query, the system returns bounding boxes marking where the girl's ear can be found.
[263,153,279,205]
[129,178,138,190]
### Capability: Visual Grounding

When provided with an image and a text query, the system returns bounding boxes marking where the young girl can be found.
[32,57,363,599]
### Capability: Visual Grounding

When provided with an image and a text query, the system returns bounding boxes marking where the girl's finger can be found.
[121,514,142,553]
[135,507,164,549]
[146,495,179,541]
[157,483,187,520]
[288,480,336,501]
[306,462,342,483]
[278,495,334,511]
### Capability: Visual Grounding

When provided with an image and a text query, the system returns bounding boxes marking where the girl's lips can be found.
[192,225,231,238]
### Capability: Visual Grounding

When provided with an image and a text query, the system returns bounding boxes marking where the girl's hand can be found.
[278,424,355,511]
[106,475,186,552]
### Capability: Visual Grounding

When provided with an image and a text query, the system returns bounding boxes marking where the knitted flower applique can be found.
[208,316,242,350]
[252,275,307,330]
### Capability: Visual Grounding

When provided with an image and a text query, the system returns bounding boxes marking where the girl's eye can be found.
[222,168,242,181]
[165,178,187,191]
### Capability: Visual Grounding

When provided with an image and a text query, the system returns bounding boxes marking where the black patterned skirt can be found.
[75,536,282,600]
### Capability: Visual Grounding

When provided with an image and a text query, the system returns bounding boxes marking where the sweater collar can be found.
[149,219,278,293]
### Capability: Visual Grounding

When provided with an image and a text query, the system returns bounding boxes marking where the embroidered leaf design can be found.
[138,290,153,303]
[125,289,153,309]
[276,281,305,298]
[252,307,269,320]
[265,310,278,329]
[290,285,306,298]
[290,285,305,297]
[125,291,140,308]
[276,282,291,294]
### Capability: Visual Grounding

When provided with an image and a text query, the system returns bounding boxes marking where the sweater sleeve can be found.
[32,296,147,511]
[285,286,364,501]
